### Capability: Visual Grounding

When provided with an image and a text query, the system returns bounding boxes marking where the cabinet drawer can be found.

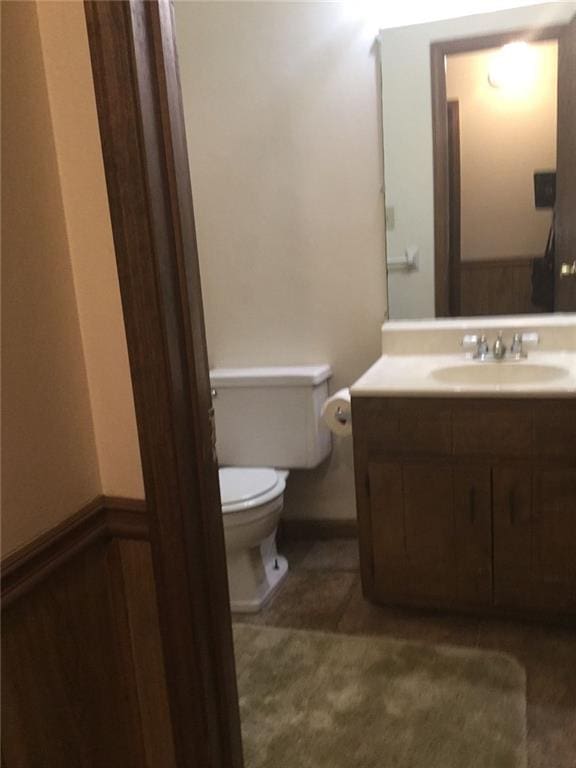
[452,402,532,457]
[534,403,576,459]
[353,398,452,456]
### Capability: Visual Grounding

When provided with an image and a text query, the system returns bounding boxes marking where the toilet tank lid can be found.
[210,365,332,388]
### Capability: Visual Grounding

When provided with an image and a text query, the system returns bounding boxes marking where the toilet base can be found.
[228,534,289,614]
[230,555,288,613]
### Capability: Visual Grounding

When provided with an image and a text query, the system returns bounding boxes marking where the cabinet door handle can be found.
[469,487,476,524]
[509,489,516,525]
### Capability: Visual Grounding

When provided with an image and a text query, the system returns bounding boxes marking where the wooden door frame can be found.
[446,100,461,317]
[84,2,243,767]
[430,25,566,317]
[555,16,576,310]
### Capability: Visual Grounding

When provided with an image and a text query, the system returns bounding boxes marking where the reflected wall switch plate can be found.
[387,245,419,272]
[385,206,395,231]
[405,246,419,269]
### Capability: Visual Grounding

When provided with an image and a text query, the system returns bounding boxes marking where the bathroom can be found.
[1,1,575,767]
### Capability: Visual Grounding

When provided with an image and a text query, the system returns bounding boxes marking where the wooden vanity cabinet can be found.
[352,398,576,620]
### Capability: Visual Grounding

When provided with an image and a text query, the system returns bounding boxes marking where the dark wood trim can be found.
[430,24,565,318]
[280,518,358,542]
[1,496,149,607]
[447,100,461,317]
[431,42,450,317]
[555,15,576,310]
[104,496,150,538]
[83,3,243,768]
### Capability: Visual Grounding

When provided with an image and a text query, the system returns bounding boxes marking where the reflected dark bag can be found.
[531,225,555,311]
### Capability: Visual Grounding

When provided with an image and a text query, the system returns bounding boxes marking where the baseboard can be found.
[279,518,358,541]
[2,495,148,607]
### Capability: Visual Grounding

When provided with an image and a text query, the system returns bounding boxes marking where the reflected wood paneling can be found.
[460,257,543,316]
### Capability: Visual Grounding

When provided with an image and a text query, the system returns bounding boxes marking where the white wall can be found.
[447,42,557,262]
[370,0,567,32]
[175,2,387,520]
[380,2,576,319]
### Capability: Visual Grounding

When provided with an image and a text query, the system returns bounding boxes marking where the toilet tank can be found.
[210,365,332,469]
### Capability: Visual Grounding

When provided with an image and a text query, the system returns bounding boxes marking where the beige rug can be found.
[233,624,527,768]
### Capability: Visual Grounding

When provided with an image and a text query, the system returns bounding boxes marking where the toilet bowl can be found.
[219,466,289,613]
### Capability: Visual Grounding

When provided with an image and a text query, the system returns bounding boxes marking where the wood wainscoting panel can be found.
[1,498,176,768]
[460,257,543,316]
[118,539,177,768]
[2,540,146,767]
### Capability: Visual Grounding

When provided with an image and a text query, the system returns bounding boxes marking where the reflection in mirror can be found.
[446,38,557,317]
[380,3,576,319]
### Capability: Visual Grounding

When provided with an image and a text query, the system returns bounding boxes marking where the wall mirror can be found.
[380,3,576,319]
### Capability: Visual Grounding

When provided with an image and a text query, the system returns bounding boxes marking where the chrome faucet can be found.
[461,331,540,361]
[492,331,506,360]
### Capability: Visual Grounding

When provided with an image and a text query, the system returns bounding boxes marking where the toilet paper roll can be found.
[321,388,352,437]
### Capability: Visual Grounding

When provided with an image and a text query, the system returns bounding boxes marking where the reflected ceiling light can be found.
[488,41,537,90]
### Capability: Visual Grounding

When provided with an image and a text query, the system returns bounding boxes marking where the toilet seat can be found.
[219,467,286,513]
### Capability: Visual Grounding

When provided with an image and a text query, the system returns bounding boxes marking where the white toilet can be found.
[210,365,332,613]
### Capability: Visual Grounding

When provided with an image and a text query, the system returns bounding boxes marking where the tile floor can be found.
[234,538,576,768]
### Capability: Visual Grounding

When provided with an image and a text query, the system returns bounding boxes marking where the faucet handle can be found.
[510,332,539,358]
[461,333,489,359]
[521,332,539,345]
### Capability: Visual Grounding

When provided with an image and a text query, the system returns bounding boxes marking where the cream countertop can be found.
[351,315,576,398]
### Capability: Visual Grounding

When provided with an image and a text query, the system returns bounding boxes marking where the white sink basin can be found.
[430,362,570,386]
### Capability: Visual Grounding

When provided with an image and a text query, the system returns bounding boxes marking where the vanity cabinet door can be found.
[368,462,491,607]
[493,467,576,615]
[453,467,492,606]
[368,462,406,601]
[493,467,533,609]
[531,468,576,613]
[369,462,454,604]
[401,463,456,603]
